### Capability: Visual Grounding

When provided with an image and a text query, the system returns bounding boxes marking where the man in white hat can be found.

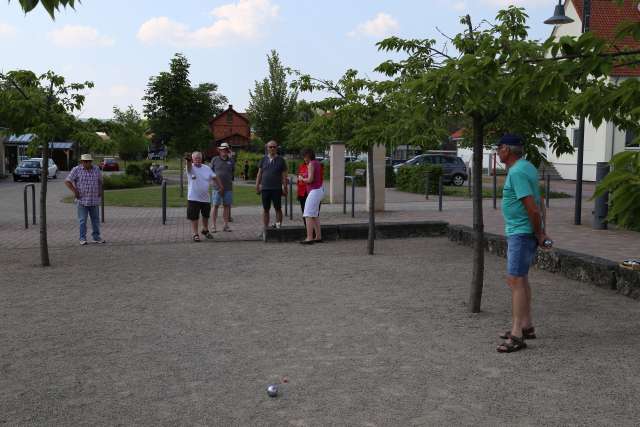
[65,154,105,245]
[210,142,235,232]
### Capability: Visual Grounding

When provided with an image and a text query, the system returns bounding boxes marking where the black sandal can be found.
[299,240,314,245]
[500,326,536,340]
[497,335,527,353]
[201,230,214,240]
[192,234,201,242]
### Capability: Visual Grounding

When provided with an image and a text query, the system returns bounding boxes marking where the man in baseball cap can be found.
[64,153,105,245]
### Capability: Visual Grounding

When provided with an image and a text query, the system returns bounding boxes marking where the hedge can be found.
[103,174,145,190]
[396,165,443,194]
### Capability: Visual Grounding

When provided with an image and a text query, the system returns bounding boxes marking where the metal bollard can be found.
[343,176,347,214]
[351,177,355,218]
[492,168,497,210]
[162,179,167,225]
[593,162,610,230]
[289,177,293,221]
[101,186,105,223]
[425,173,430,200]
[545,174,551,208]
[468,168,472,198]
[284,192,288,216]
[23,184,36,229]
[438,176,443,212]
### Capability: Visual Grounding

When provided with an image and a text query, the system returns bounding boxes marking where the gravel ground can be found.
[1,238,639,426]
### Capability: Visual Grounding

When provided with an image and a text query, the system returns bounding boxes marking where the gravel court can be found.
[1,238,639,426]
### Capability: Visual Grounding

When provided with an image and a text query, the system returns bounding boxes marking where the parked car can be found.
[99,158,120,171]
[13,158,58,182]
[393,154,468,186]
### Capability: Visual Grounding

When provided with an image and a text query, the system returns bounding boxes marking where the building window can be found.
[572,128,580,148]
[625,129,638,148]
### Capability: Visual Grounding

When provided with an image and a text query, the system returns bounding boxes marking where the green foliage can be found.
[111,106,147,160]
[248,50,298,145]
[346,161,367,185]
[125,163,142,178]
[102,174,145,190]
[10,0,77,18]
[396,165,443,194]
[593,151,640,231]
[234,151,263,180]
[143,53,227,156]
[385,165,396,188]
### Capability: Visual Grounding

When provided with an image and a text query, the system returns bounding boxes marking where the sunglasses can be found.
[267,146,277,149]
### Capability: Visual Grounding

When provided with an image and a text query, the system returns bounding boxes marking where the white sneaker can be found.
[275,222,282,229]
[79,240,88,245]
[93,238,106,244]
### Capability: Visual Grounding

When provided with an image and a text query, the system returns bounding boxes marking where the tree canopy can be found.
[10,0,77,18]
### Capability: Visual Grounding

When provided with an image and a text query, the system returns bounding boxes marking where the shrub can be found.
[346,161,367,186]
[396,165,443,194]
[125,163,142,178]
[103,174,144,190]
[593,151,640,231]
[234,152,263,180]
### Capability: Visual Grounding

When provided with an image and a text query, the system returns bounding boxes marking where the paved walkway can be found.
[1,238,639,425]
[0,177,637,263]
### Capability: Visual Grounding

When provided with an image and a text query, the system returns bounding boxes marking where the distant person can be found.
[296,156,323,226]
[210,143,234,232]
[298,148,324,244]
[243,159,249,181]
[64,153,105,245]
[256,140,288,229]
[185,151,224,242]
[496,134,551,353]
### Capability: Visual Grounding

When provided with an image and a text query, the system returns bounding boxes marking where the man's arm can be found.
[214,176,224,194]
[521,195,548,246]
[281,162,288,196]
[64,169,80,198]
[256,167,263,193]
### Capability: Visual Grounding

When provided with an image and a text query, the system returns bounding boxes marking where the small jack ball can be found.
[267,384,278,397]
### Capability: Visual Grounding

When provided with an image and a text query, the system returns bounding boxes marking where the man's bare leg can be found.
[263,209,270,229]
[508,275,529,339]
[191,219,199,236]
[523,275,533,329]
[275,208,283,225]
[211,205,219,231]
[201,215,209,233]
[223,205,231,228]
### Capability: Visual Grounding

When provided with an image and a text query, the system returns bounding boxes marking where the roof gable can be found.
[209,105,250,125]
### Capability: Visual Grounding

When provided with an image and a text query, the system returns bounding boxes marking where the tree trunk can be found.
[40,139,50,267]
[180,158,184,198]
[469,118,485,312]
[367,145,375,255]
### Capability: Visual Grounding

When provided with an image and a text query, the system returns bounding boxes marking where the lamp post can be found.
[545,0,591,225]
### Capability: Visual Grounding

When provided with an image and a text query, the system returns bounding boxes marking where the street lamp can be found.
[545,0,591,225]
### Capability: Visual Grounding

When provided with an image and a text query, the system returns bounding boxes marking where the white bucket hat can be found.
[80,154,93,161]
[219,143,231,150]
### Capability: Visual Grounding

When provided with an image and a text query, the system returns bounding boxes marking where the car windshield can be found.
[404,156,421,165]
[20,161,40,168]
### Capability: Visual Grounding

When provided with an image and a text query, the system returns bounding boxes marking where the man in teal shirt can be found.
[497,134,550,353]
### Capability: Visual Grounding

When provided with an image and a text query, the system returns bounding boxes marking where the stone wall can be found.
[448,225,640,300]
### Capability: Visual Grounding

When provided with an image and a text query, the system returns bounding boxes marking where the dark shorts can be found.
[261,189,282,211]
[506,233,538,277]
[187,200,211,220]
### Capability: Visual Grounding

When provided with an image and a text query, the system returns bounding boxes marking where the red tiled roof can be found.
[571,0,640,76]
[451,129,465,139]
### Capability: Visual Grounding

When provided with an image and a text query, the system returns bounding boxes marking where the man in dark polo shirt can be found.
[210,142,235,232]
[256,140,288,229]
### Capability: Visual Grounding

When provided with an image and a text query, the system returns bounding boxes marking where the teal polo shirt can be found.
[501,158,541,236]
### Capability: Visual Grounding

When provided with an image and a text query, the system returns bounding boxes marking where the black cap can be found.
[499,134,523,146]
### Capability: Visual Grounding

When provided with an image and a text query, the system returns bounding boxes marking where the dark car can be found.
[13,159,58,182]
[393,154,468,186]
[99,158,120,171]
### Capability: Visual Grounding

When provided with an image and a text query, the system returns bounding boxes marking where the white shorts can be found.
[303,188,324,218]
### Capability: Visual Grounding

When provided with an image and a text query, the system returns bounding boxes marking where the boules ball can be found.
[266,384,278,397]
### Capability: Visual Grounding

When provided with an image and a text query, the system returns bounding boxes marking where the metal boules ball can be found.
[266,384,278,397]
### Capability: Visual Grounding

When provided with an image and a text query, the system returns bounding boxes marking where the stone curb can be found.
[263,221,449,243]
[447,224,640,300]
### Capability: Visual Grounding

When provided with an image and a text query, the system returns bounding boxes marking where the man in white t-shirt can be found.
[185,151,224,242]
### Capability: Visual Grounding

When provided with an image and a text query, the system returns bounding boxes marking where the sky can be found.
[0,0,558,119]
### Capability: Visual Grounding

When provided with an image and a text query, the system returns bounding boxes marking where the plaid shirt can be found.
[66,165,102,206]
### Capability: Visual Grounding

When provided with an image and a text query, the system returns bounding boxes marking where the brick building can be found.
[207,105,250,157]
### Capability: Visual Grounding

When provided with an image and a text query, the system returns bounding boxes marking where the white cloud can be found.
[0,22,16,39]
[137,0,279,48]
[348,13,399,38]
[49,25,115,48]
[452,1,467,12]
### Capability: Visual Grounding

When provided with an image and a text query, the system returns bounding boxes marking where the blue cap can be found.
[499,134,523,146]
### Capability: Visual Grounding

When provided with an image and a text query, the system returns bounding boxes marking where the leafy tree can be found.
[111,106,147,161]
[283,100,324,154]
[248,50,298,146]
[143,53,227,194]
[10,0,77,18]
[0,70,92,266]
[376,8,590,312]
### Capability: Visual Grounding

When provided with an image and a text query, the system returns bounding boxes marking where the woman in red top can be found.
[298,148,324,244]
